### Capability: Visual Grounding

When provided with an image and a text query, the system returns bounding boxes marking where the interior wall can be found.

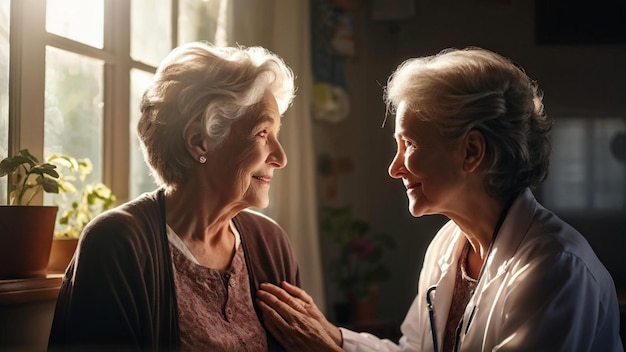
[314,0,626,325]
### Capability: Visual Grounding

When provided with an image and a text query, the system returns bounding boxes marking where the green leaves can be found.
[0,149,62,205]
[321,206,396,299]
[321,206,372,245]
[39,175,60,193]
[0,149,96,206]
[54,182,116,238]
[1,149,117,238]
[0,149,41,177]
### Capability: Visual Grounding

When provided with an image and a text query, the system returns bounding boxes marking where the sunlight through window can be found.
[43,46,104,208]
[129,69,156,197]
[46,0,104,48]
[0,0,9,205]
[131,0,172,66]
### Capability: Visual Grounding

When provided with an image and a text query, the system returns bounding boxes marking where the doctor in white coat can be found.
[256,47,623,352]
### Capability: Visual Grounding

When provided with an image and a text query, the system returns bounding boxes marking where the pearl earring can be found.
[199,156,206,164]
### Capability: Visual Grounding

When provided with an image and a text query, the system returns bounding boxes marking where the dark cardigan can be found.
[48,189,300,351]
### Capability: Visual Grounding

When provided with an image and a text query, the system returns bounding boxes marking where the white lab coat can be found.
[341,189,623,352]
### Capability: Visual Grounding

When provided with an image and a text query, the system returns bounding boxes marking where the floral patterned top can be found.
[442,242,478,352]
[168,224,268,352]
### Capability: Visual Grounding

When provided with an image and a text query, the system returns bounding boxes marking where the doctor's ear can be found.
[463,130,486,173]
[184,121,210,160]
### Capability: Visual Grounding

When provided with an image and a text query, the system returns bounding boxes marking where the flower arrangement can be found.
[321,206,396,300]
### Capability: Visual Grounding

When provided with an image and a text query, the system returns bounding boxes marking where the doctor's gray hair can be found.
[137,42,295,189]
[384,47,552,201]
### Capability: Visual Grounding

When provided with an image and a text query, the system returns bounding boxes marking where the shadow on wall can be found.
[557,214,626,289]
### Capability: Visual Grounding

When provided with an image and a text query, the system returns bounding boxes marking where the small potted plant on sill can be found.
[0,149,77,278]
[321,206,396,323]
[48,179,116,273]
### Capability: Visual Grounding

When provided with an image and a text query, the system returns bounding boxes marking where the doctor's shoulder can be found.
[511,210,615,295]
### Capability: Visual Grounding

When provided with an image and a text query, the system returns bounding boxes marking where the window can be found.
[0,0,9,205]
[129,68,155,197]
[129,0,226,198]
[5,0,224,217]
[542,117,626,213]
[131,0,172,67]
[46,0,104,48]
[43,0,105,188]
[44,47,104,205]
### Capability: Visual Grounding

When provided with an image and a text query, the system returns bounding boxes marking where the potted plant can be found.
[0,149,100,278]
[321,206,396,323]
[0,149,65,278]
[48,180,116,272]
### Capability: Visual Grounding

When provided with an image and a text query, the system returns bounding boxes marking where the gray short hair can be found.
[137,42,295,189]
[385,47,552,200]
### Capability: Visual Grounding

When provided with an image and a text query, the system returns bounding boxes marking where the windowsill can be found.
[0,274,63,305]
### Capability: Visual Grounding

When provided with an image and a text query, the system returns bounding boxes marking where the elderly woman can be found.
[256,48,623,351]
[49,42,299,351]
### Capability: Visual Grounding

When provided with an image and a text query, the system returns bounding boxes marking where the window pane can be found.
[46,0,104,48]
[43,47,104,211]
[178,0,222,44]
[591,119,626,208]
[543,119,587,209]
[543,117,626,211]
[131,0,172,66]
[0,0,9,205]
[129,69,156,198]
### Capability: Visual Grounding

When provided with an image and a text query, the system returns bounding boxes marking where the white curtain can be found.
[222,0,326,313]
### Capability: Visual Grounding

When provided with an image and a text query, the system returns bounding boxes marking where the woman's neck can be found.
[164,181,247,240]
[164,186,241,269]
[450,194,505,264]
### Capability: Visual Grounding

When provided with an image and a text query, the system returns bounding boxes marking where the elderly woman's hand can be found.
[257,282,343,352]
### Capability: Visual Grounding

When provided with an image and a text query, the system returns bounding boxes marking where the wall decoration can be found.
[311,0,362,123]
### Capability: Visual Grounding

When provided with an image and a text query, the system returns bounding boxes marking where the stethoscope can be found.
[425,196,515,352]
[426,285,439,352]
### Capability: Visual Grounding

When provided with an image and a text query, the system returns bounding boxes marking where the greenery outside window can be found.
[5,0,223,222]
[43,46,104,207]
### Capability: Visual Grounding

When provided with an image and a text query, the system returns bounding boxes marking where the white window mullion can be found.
[45,31,118,63]
[103,0,131,203]
[9,0,46,204]
[171,0,179,47]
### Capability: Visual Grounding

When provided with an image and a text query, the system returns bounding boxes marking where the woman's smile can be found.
[252,175,272,185]
[405,182,419,190]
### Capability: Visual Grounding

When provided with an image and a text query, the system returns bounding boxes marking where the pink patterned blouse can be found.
[442,242,478,352]
[169,225,268,351]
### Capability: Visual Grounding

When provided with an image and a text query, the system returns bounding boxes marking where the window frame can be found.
[6,0,180,205]
[541,115,626,217]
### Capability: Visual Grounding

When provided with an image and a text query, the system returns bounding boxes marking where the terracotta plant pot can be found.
[48,237,79,273]
[0,205,58,279]
[348,285,380,323]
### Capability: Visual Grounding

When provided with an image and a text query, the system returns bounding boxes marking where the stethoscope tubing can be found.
[426,285,438,352]
[424,195,517,352]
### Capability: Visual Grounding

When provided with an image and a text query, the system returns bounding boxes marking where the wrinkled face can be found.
[388,102,466,218]
[206,90,287,210]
